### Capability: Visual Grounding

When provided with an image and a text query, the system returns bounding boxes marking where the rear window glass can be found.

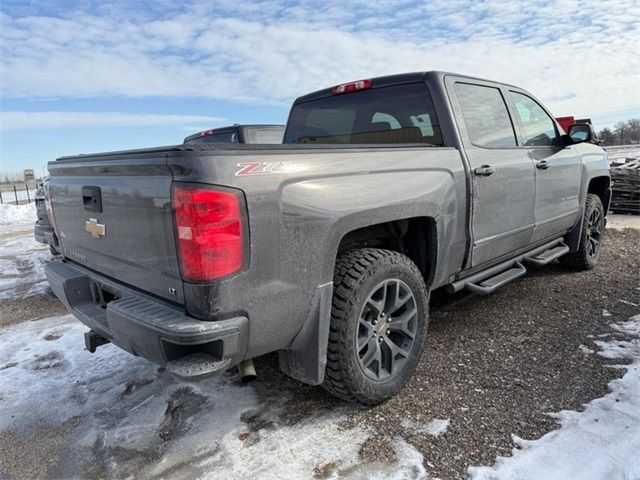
[283,83,444,145]
[455,83,517,148]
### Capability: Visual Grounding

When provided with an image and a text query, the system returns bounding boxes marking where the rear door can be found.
[507,90,582,242]
[48,154,184,304]
[447,78,536,267]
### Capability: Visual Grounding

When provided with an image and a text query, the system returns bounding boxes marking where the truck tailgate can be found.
[48,154,184,304]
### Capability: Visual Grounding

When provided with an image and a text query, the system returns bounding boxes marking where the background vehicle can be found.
[44,71,610,404]
[35,125,285,249]
[183,124,284,144]
[33,179,59,254]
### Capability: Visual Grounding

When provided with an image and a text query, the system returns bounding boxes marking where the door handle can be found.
[474,165,495,176]
[82,186,102,212]
[536,160,550,170]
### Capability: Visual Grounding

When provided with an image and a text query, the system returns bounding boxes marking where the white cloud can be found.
[0,0,639,119]
[0,112,225,131]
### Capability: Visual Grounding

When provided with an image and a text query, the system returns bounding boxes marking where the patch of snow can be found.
[578,344,594,355]
[0,202,37,226]
[0,203,50,299]
[594,339,640,360]
[468,314,640,480]
[602,309,612,317]
[606,214,640,231]
[619,299,639,307]
[612,317,640,337]
[402,417,450,438]
[0,315,429,479]
[426,418,450,437]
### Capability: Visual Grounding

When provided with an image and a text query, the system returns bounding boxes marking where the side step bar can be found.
[448,239,568,295]
[523,244,569,267]
[466,262,527,294]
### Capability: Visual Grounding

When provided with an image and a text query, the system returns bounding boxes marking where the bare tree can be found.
[598,119,640,146]
[597,127,616,146]
[0,171,25,184]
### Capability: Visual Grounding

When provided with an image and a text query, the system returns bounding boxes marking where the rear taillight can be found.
[331,79,372,95]
[172,184,245,282]
[200,129,215,137]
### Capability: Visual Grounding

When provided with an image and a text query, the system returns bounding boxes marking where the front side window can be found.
[455,83,517,148]
[510,92,561,147]
[283,83,444,145]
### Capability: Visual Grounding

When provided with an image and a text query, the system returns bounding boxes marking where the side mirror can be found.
[568,123,597,144]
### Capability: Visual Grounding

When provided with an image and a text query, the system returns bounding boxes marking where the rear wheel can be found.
[323,248,429,404]
[560,193,605,270]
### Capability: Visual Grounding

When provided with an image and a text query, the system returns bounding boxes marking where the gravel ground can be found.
[0,223,638,479]
[349,226,640,479]
[0,292,67,329]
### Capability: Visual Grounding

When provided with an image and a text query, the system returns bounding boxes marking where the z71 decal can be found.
[235,161,290,176]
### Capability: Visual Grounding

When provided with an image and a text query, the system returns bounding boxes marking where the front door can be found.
[449,80,536,267]
[508,91,582,243]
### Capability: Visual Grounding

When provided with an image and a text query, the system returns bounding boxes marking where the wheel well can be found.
[588,176,611,214]
[337,217,437,286]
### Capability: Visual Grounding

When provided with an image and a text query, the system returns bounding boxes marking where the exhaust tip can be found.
[238,359,256,382]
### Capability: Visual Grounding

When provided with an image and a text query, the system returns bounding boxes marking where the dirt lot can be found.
[0,218,638,479]
[352,225,640,478]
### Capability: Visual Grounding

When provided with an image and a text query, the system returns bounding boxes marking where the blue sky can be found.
[1,0,639,175]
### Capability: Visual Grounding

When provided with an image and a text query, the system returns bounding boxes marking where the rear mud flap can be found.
[278,282,333,385]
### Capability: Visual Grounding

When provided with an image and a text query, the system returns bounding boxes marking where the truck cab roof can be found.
[293,71,519,104]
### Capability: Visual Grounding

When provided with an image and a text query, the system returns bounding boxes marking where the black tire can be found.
[559,194,605,270]
[323,248,429,404]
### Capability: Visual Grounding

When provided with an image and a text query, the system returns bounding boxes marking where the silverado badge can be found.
[85,218,106,238]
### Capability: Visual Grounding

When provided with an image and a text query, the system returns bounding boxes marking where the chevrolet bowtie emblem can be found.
[85,218,106,238]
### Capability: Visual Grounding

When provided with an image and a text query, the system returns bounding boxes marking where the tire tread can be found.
[323,248,428,404]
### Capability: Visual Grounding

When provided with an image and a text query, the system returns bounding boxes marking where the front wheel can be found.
[559,193,605,270]
[323,248,429,404]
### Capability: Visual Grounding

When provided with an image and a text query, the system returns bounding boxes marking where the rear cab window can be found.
[283,83,444,145]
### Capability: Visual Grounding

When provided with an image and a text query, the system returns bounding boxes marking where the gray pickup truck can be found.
[44,71,610,404]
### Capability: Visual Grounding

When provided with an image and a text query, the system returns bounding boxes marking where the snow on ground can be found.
[0,202,38,224]
[0,203,50,299]
[607,146,640,164]
[607,214,640,231]
[0,315,428,479]
[401,418,450,438]
[468,315,640,480]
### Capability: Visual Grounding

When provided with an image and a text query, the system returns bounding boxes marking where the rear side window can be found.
[510,92,561,147]
[283,83,444,145]
[455,83,517,148]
